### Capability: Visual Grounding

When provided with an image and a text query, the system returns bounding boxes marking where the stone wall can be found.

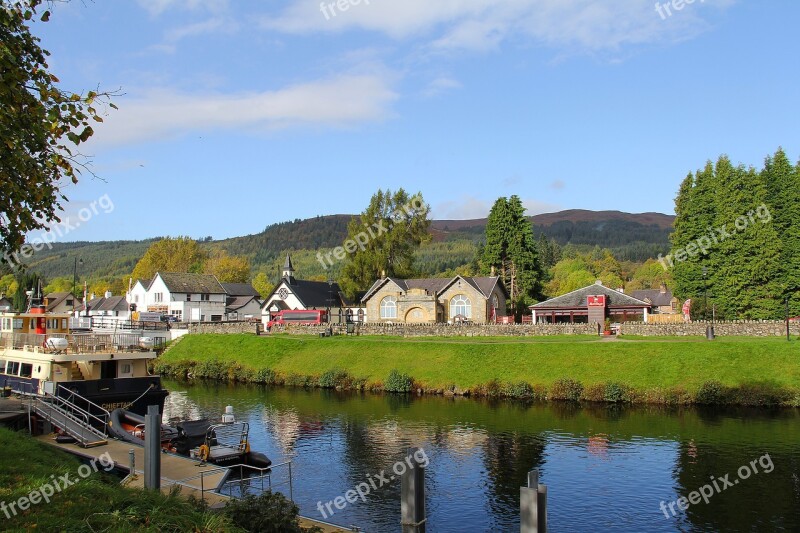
[187,321,262,335]
[620,321,800,337]
[279,323,599,337]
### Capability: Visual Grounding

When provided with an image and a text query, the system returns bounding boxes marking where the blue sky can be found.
[34,0,800,242]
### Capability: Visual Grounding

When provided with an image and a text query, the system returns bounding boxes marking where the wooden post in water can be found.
[144,405,161,490]
[520,469,547,533]
[401,447,426,533]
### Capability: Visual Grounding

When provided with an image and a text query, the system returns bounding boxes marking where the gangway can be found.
[30,385,109,448]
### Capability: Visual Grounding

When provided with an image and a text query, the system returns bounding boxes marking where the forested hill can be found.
[20,210,673,281]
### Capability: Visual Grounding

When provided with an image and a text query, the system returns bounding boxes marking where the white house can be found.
[80,292,131,323]
[261,255,364,326]
[127,279,150,313]
[145,272,227,322]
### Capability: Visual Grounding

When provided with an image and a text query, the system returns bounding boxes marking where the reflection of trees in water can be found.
[674,415,800,531]
[481,431,547,522]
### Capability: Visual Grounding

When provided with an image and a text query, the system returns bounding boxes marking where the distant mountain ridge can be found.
[20,209,674,281]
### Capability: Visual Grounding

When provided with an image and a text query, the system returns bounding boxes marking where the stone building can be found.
[361,275,508,324]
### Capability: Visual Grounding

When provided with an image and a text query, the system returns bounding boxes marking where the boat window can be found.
[20,363,33,378]
[6,361,20,375]
[0,360,5,374]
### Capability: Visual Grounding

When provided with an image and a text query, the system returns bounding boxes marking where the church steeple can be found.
[282,254,296,284]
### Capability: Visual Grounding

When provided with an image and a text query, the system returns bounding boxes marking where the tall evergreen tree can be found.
[480,196,544,314]
[763,148,800,316]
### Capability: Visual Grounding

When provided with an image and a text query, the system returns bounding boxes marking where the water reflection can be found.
[163,380,800,532]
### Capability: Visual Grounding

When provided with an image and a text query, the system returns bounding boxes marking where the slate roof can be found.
[226,295,259,312]
[361,275,507,303]
[221,283,261,298]
[157,272,226,294]
[264,279,347,310]
[631,288,675,307]
[0,297,12,310]
[80,295,129,313]
[133,278,153,291]
[45,292,75,312]
[531,281,651,309]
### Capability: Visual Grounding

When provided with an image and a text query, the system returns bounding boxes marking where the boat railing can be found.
[206,422,250,455]
[1,332,161,354]
[50,384,111,434]
[219,461,294,502]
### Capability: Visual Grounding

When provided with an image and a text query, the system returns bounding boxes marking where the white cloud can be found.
[262,0,732,53]
[422,76,462,98]
[88,74,398,147]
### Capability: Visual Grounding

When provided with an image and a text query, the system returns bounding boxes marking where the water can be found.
[162,380,800,532]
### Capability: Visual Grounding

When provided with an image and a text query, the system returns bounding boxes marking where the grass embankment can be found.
[155,334,800,406]
[0,427,237,532]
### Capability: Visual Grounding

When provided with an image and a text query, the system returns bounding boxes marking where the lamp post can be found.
[72,257,83,314]
[327,279,334,324]
[786,296,791,342]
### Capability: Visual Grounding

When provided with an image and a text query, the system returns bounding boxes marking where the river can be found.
[162,379,800,532]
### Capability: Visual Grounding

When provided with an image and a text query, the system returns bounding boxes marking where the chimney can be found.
[105,291,113,298]
[490,266,496,277]
[659,284,667,294]
[381,269,386,279]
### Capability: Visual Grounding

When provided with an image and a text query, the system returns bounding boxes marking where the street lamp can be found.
[72,257,83,314]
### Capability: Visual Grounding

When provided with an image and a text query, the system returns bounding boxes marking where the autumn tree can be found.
[204,250,251,283]
[131,237,207,280]
[339,189,430,298]
[0,1,116,261]
[251,272,274,298]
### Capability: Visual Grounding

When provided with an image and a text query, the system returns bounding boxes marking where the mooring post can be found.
[144,404,161,490]
[129,448,136,475]
[521,468,547,533]
[401,447,426,533]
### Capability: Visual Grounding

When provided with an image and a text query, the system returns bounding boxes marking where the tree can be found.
[0,273,18,297]
[625,259,672,292]
[251,272,274,298]
[0,1,116,261]
[480,196,544,313]
[43,276,73,295]
[12,271,41,311]
[339,189,430,298]
[131,237,207,280]
[204,250,251,283]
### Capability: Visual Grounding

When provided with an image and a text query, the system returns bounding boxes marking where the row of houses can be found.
[12,253,679,327]
[264,255,680,326]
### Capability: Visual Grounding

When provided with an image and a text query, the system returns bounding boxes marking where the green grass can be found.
[161,334,800,392]
[0,428,239,532]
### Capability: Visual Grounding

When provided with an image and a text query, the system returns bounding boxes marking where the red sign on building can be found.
[587,295,606,307]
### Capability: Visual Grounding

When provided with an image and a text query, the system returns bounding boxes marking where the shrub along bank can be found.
[153,334,800,407]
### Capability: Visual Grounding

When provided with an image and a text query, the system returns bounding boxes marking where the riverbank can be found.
[0,427,237,532]
[154,334,800,406]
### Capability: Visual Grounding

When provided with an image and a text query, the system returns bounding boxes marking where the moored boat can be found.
[0,299,169,415]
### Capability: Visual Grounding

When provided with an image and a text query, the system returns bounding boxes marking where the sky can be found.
[30,0,800,242]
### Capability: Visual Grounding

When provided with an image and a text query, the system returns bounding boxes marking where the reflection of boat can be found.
[0,292,168,416]
[108,407,271,468]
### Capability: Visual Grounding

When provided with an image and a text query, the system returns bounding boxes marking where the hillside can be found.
[18,210,674,282]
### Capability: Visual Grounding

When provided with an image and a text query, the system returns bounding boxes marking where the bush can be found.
[285,373,312,388]
[318,369,352,389]
[728,381,792,406]
[549,378,584,402]
[479,378,503,398]
[230,364,254,383]
[695,380,727,405]
[254,368,278,385]
[604,382,632,403]
[504,381,534,399]
[224,491,302,533]
[384,369,413,393]
[582,383,606,402]
[194,360,228,380]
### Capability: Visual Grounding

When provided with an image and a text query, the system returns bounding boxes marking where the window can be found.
[134,295,139,303]
[66,299,73,306]
[6,361,20,375]
[154,293,163,303]
[201,294,210,301]
[450,295,472,318]
[61,319,67,329]
[278,288,289,299]
[186,294,191,302]
[171,310,182,318]
[211,314,222,322]
[0,360,5,374]
[13,318,22,330]
[20,363,33,378]
[380,296,397,319]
